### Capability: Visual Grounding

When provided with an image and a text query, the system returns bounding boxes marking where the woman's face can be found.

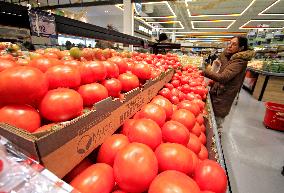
[227,37,241,54]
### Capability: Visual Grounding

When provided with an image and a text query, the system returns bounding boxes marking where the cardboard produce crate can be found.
[0,69,174,178]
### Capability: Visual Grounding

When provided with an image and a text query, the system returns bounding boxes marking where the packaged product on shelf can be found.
[0,135,77,193]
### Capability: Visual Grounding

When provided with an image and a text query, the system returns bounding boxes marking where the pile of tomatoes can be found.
[0,47,180,133]
[66,66,227,193]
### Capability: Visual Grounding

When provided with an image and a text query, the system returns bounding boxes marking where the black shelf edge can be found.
[0,2,145,47]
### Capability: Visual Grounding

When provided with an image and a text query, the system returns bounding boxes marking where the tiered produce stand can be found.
[0,2,230,193]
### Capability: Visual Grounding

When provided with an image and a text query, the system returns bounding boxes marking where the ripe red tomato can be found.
[78,83,109,106]
[102,78,122,98]
[131,62,151,80]
[29,57,62,72]
[171,80,180,87]
[172,104,178,112]
[64,158,93,183]
[200,124,206,132]
[187,133,202,154]
[34,123,56,133]
[192,99,205,110]
[127,118,162,150]
[171,88,180,97]
[80,61,107,84]
[170,95,179,105]
[0,54,15,61]
[121,119,135,136]
[197,114,204,125]
[108,56,128,74]
[155,143,195,175]
[113,142,158,193]
[112,191,127,193]
[43,52,59,59]
[0,105,40,133]
[194,160,227,193]
[162,121,189,146]
[148,170,200,193]
[151,69,162,79]
[0,59,17,72]
[62,60,81,68]
[46,65,81,89]
[97,134,129,166]
[192,123,202,137]
[171,109,196,131]
[199,132,207,145]
[201,191,215,193]
[159,88,172,99]
[118,73,139,92]
[39,88,83,122]
[186,93,196,101]
[151,95,173,120]
[136,103,166,127]
[0,66,48,105]
[178,100,201,117]
[165,83,174,90]
[198,144,208,160]
[102,61,119,78]
[71,163,114,193]
[188,148,199,175]
[81,48,94,61]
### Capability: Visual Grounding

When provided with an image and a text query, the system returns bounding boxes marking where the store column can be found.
[123,0,134,51]
[172,31,176,43]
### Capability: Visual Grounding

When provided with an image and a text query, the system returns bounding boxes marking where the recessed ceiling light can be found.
[187,0,256,17]
[239,20,284,29]
[191,20,236,30]
[148,21,184,30]
[116,1,176,19]
[258,0,284,16]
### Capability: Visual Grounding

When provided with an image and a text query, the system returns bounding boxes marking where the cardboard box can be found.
[0,69,174,178]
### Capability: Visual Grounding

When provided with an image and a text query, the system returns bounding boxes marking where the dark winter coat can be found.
[204,50,255,117]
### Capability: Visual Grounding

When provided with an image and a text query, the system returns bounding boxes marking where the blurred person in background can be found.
[203,36,255,135]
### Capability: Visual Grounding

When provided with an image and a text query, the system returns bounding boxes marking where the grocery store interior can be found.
[0,0,283,193]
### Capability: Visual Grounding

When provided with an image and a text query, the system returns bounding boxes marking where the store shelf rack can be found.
[0,2,144,47]
[206,94,231,193]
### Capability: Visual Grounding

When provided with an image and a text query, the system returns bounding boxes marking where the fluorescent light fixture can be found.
[258,0,284,16]
[148,21,184,30]
[187,0,256,17]
[116,1,176,19]
[139,1,176,19]
[175,35,234,38]
[191,20,236,29]
[240,20,284,29]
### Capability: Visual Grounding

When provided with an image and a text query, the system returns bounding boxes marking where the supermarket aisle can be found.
[221,89,284,193]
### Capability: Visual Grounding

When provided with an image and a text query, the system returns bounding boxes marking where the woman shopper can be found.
[204,36,255,134]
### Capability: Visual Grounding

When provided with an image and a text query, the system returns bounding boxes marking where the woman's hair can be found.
[158,33,168,42]
[235,36,248,51]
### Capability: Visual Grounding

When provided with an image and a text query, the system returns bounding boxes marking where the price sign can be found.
[29,10,57,38]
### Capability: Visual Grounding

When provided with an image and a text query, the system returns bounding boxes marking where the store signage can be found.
[138,25,152,36]
[134,19,153,38]
[28,10,57,38]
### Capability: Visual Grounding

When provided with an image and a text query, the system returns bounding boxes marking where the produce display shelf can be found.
[206,94,231,193]
[247,67,284,77]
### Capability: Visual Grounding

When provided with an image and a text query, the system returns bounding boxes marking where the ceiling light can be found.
[187,0,256,17]
[239,20,284,29]
[258,0,284,16]
[191,20,236,30]
[148,21,184,30]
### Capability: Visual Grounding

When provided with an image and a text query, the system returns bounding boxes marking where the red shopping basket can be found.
[264,102,284,131]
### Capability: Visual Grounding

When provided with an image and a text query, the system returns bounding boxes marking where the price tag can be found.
[29,10,56,37]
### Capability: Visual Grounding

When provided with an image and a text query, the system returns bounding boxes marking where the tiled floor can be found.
[221,89,284,193]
